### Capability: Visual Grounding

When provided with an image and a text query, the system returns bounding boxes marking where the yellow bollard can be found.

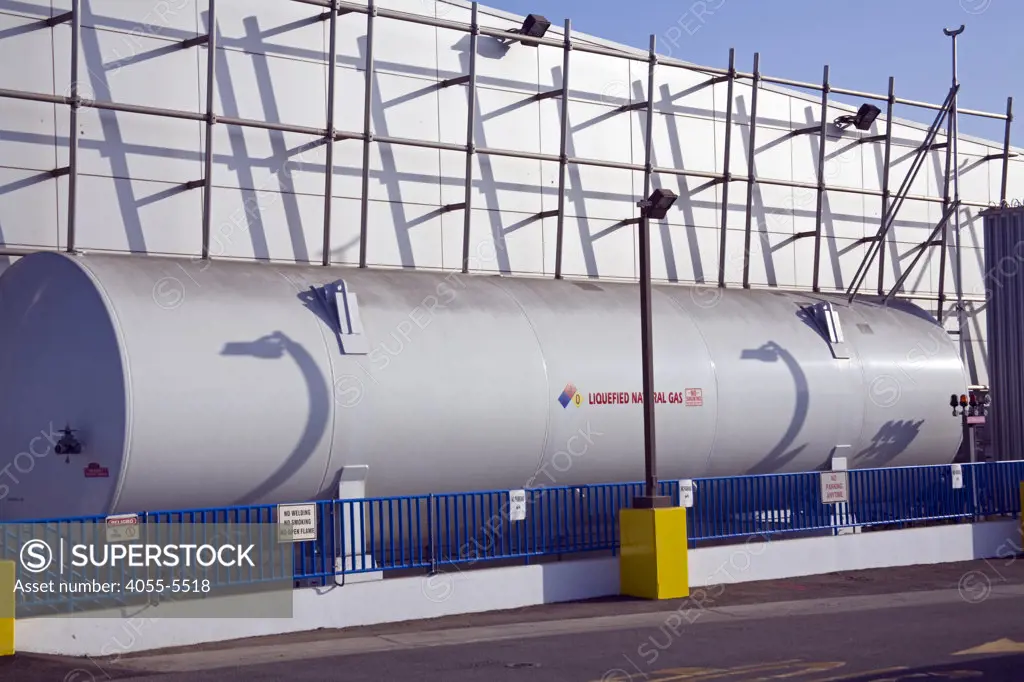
[618,506,689,600]
[0,560,13,656]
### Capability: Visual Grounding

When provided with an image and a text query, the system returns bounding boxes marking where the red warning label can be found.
[84,462,109,478]
[685,388,703,407]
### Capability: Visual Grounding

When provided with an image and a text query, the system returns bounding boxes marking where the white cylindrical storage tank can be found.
[0,253,966,521]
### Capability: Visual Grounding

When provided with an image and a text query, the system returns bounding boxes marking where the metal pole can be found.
[67,0,81,253]
[553,18,571,280]
[460,3,479,274]
[322,0,339,266]
[200,0,217,261]
[741,53,760,289]
[952,38,963,349]
[635,35,667,508]
[357,0,376,268]
[944,25,965,353]
[717,48,735,289]
[876,77,895,296]
[937,92,954,321]
[1000,97,1013,204]
[811,64,829,293]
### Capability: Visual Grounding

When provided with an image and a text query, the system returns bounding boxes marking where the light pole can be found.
[632,187,677,509]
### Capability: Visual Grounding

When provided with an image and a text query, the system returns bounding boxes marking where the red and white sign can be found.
[685,388,703,407]
[84,462,109,478]
[105,513,140,543]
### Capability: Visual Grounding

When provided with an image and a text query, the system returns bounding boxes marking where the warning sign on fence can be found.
[277,503,318,543]
[820,471,849,504]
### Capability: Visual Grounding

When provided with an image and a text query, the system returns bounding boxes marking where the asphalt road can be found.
[6,561,1024,681]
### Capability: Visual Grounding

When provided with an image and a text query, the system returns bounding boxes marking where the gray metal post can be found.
[460,3,479,274]
[876,77,895,296]
[67,0,81,253]
[953,29,964,348]
[322,0,339,266]
[944,25,964,350]
[937,96,954,321]
[717,48,735,289]
[634,35,668,509]
[811,64,829,293]
[553,19,571,280]
[1000,97,1014,204]
[358,0,376,268]
[741,53,760,289]
[201,0,217,261]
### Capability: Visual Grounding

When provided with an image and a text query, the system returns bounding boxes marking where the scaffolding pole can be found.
[717,48,735,288]
[66,0,81,253]
[199,0,217,260]
[1001,96,1014,204]
[553,18,572,280]
[357,0,376,268]
[811,64,829,293]
[322,0,339,266]
[876,77,895,296]
[459,3,480,274]
[741,53,760,289]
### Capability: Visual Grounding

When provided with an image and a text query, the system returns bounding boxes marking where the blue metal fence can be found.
[3,460,1022,613]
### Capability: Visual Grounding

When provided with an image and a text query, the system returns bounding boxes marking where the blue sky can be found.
[489,0,1021,147]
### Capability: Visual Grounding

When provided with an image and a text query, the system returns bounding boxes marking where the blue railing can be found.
[3,460,1022,613]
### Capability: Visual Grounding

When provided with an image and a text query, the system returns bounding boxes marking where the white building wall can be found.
[1,0,1018,384]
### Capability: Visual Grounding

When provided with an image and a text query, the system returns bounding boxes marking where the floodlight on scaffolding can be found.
[506,14,550,45]
[637,188,678,220]
[835,103,882,131]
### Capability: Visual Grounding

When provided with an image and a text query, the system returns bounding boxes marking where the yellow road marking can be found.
[593,663,987,682]
[953,637,1024,656]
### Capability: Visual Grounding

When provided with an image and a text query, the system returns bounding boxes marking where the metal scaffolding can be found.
[0,0,1015,309]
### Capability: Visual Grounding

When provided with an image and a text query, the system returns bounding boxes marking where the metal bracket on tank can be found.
[312,281,369,355]
[815,302,850,360]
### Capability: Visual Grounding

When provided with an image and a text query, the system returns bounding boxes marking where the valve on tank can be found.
[54,424,82,463]
[950,394,959,416]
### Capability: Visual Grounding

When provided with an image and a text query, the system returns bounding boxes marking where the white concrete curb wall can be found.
[16,520,1021,657]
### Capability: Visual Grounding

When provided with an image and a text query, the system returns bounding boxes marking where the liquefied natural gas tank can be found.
[0,252,966,521]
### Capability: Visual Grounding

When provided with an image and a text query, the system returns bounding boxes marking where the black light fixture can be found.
[835,103,882,131]
[638,188,678,220]
[507,14,550,45]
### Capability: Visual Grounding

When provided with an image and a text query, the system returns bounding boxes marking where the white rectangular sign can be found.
[820,471,849,504]
[951,464,964,490]
[105,513,140,544]
[277,503,318,542]
[508,490,527,522]
[678,480,694,508]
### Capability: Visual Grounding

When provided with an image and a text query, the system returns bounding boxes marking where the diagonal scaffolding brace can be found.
[846,84,960,303]
[882,200,960,304]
